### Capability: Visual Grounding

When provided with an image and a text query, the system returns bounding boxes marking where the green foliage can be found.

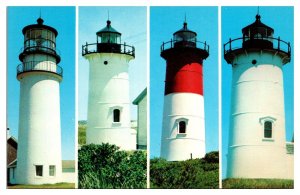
[150,151,219,189]
[78,143,147,189]
[222,178,294,189]
[78,121,86,145]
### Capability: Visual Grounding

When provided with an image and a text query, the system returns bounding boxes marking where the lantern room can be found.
[96,20,121,44]
[242,14,274,49]
[173,22,197,48]
[19,17,60,63]
[161,21,209,60]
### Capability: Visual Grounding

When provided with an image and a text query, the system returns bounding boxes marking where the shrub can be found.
[78,143,147,189]
[150,151,219,189]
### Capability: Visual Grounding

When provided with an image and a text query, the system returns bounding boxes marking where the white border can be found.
[0,0,299,194]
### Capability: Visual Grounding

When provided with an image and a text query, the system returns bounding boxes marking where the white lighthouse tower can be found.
[16,17,63,184]
[160,21,209,161]
[224,14,291,179]
[82,19,136,150]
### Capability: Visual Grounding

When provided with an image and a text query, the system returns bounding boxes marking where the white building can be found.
[83,20,136,150]
[160,22,209,161]
[133,88,147,150]
[15,17,63,184]
[224,14,293,179]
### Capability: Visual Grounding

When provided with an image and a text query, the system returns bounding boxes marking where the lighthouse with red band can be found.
[160,21,209,161]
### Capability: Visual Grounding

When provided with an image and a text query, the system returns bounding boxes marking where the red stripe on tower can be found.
[164,53,204,95]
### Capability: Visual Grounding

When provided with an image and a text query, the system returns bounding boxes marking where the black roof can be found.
[242,14,274,35]
[22,17,58,36]
[96,20,121,36]
[173,22,197,36]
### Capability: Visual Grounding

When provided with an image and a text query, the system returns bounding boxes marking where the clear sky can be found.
[7,6,75,160]
[150,7,219,158]
[222,6,294,179]
[78,6,147,121]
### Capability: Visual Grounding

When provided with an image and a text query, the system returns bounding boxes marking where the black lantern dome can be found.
[242,14,274,49]
[173,22,197,48]
[161,21,209,60]
[82,19,135,57]
[96,20,121,44]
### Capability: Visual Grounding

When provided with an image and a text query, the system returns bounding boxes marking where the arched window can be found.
[178,121,186,134]
[264,121,272,138]
[113,109,120,122]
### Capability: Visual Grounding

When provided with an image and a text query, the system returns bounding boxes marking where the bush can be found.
[150,151,219,189]
[78,143,147,189]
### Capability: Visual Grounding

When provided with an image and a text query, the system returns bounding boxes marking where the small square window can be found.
[49,165,56,176]
[35,165,43,177]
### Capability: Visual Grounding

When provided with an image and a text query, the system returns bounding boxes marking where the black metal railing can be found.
[224,36,291,56]
[17,61,63,77]
[82,42,135,57]
[161,39,209,54]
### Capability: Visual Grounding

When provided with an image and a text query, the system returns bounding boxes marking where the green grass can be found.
[78,121,86,145]
[222,178,294,189]
[8,182,75,189]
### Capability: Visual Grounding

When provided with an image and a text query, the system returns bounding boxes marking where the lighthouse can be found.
[224,14,291,178]
[16,18,63,184]
[160,21,209,161]
[82,19,136,150]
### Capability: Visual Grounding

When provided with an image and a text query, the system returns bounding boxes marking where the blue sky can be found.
[78,6,147,121]
[222,6,294,179]
[7,6,75,160]
[150,7,219,158]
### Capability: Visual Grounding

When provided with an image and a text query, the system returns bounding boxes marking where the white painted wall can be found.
[62,172,76,183]
[227,51,290,179]
[137,93,147,148]
[16,54,62,184]
[84,52,136,150]
[161,93,205,161]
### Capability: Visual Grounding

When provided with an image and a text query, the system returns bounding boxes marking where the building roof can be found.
[7,136,18,148]
[133,88,147,105]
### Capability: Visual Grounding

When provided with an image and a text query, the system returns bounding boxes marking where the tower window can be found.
[178,121,186,134]
[264,121,272,138]
[49,165,56,176]
[113,109,120,122]
[35,165,43,177]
